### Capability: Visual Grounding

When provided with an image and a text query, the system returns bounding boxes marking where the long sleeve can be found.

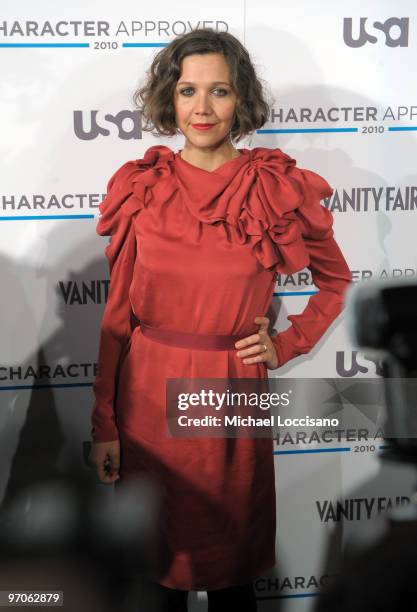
[269,163,352,368]
[271,233,352,368]
[91,162,140,443]
[91,146,177,442]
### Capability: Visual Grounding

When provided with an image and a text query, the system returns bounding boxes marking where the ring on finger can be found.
[262,344,267,353]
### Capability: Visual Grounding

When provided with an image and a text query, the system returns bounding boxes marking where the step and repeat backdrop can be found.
[1,1,416,610]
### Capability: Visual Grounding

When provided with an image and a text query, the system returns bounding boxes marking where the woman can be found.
[89,28,352,611]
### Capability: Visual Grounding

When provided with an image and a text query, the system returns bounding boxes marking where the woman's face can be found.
[173,53,237,149]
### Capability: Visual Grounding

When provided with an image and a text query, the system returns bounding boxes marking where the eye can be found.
[179,87,194,96]
[213,88,229,96]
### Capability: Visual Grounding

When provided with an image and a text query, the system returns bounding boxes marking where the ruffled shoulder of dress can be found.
[239,147,335,274]
[96,145,176,237]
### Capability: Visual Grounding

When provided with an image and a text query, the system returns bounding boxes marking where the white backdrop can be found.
[1,1,417,609]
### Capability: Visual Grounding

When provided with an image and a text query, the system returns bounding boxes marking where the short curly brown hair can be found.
[133,28,271,143]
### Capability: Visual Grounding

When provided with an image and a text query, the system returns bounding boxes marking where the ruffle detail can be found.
[239,148,334,274]
[96,145,176,270]
[97,145,334,276]
[174,146,335,275]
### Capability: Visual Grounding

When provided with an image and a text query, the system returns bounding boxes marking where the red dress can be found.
[91,145,352,591]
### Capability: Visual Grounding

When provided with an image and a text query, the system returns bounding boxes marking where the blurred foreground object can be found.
[316,277,417,612]
[0,469,161,611]
[345,275,417,461]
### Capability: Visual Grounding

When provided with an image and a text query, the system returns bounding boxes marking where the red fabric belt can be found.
[140,322,247,351]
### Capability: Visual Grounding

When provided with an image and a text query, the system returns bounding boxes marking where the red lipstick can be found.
[192,124,216,130]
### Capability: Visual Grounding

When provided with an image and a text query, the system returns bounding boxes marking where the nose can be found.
[193,91,213,116]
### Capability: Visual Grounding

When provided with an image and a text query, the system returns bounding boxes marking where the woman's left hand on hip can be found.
[235,316,278,370]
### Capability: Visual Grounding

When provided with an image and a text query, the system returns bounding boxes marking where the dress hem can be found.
[150,556,277,592]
